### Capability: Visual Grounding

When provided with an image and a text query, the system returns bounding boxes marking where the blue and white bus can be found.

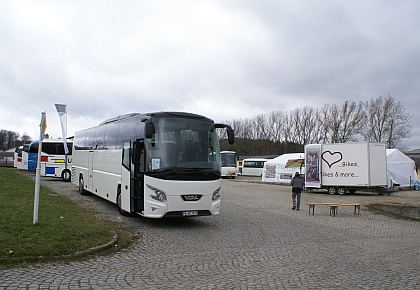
[28,139,73,181]
[220,151,238,178]
[71,112,234,218]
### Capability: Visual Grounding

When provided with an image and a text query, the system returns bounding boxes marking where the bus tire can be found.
[117,187,133,217]
[79,176,88,195]
[62,169,71,182]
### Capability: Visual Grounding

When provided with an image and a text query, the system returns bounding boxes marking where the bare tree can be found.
[268,111,286,142]
[324,100,365,143]
[336,100,365,143]
[219,96,412,154]
[363,96,412,148]
[21,133,33,144]
[0,130,6,150]
[255,113,274,140]
[0,129,22,150]
[289,106,320,145]
[317,104,332,143]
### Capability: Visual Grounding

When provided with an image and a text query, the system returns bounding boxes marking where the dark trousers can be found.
[292,188,302,209]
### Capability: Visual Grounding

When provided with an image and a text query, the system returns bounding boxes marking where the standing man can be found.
[290,172,304,210]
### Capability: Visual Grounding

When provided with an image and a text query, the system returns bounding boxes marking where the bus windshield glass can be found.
[221,152,237,167]
[145,117,221,178]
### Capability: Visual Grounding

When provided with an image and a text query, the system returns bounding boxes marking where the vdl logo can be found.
[181,195,202,201]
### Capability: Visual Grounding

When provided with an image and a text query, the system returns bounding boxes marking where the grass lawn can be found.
[0,167,133,267]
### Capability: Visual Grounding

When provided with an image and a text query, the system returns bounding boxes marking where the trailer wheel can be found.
[337,187,346,195]
[328,187,337,195]
[116,187,133,217]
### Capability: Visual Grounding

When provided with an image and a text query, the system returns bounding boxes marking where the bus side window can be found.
[122,141,130,170]
[133,140,145,173]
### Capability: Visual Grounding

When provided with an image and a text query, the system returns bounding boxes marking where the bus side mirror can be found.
[227,127,234,145]
[215,123,235,145]
[145,121,154,139]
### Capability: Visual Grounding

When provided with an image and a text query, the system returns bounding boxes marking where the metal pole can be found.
[33,116,43,225]
[65,104,68,172]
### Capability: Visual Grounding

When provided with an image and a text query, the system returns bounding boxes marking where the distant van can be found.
[241,158,268,176]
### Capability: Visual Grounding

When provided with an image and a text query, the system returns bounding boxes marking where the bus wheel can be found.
[117,187,133,217]
[62,169,71,182]
[79,176,88,195]
[337,187,346,195]
[328,187,337,195]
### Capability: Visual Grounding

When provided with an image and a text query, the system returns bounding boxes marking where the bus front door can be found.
[121,141,132,213]
[131,139,144,213]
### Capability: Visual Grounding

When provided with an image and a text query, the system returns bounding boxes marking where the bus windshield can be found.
[221,152,237,167]
[145,117,221,179]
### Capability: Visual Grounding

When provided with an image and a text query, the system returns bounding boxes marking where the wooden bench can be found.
[307,203,341,215]
[329,203,361,217]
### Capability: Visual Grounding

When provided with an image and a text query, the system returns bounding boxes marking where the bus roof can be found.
[242,158,269,161]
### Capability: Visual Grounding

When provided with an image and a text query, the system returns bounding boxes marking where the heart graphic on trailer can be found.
[321,151,343,169]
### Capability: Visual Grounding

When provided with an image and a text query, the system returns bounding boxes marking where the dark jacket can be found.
[290,176,304,189]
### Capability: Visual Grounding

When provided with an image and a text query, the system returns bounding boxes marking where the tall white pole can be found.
[33,112,45,225]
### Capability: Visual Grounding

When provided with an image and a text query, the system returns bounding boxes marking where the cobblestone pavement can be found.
[1,173,420,289]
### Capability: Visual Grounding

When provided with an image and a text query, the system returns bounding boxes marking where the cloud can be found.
[0,0,419,149]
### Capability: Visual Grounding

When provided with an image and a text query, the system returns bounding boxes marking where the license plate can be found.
[182,211,198,216]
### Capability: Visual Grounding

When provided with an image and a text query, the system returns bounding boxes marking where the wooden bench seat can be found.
[307,203,341,215]
[329,203,361,217]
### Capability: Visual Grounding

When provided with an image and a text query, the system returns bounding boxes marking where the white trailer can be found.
[304,143,387,194]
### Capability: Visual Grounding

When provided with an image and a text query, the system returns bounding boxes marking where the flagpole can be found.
[33,111,46,225]
[55,104,69,175]
[65,104,68,172]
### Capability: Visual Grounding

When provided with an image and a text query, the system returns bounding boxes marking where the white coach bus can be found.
[220,151,238,178]
[71,112,234,218]
[241,158,268,176]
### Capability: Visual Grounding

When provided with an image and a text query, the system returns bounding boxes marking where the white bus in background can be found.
[15,145,29,170]
[28,139,73,181]
[241,158,268,176]
[14,146,19,168]
[220,151,238,178]
[71,112,234,218]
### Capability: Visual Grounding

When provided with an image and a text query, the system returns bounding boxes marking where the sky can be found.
[1,0,419,150]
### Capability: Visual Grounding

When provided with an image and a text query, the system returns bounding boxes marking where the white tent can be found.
[386,149,418,187]
[262,153,304,183]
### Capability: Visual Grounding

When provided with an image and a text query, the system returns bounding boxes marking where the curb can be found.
[369,203,420,220]
[68,230,119,257]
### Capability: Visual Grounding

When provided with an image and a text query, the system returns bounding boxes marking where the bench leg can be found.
[330,206,337,217]
[309,205,315,215]
[354,205,360,215]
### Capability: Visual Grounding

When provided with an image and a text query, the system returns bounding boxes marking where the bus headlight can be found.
[212,187,221,201]
[147,185,167,202]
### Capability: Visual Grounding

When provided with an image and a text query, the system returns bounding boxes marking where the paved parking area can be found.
[1,173,420,289]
